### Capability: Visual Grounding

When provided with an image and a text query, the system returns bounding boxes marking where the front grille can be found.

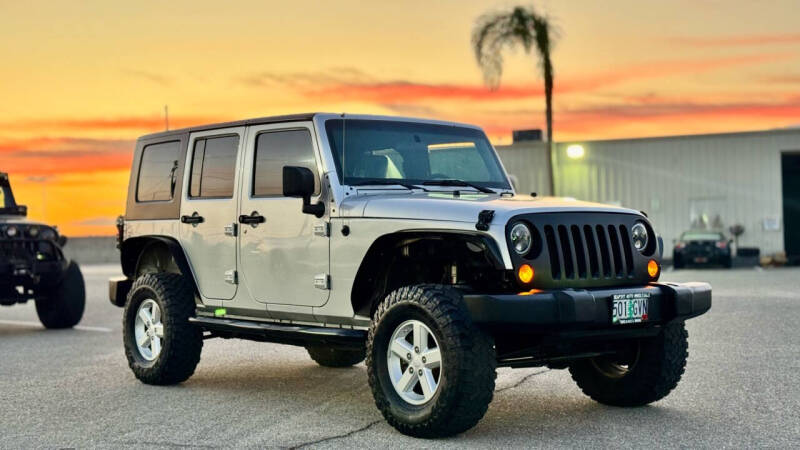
[542,223,635,280]
[0,240,59,262]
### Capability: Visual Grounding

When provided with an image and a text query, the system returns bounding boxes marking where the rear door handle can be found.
[239,211,265,225]
[181,213,204,224]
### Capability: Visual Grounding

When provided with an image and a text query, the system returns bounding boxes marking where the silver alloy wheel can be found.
[386,319,443,405]
[134,299,164,361]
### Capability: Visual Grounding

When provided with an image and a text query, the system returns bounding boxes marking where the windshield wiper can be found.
[422,179,495,194]
[349,180,428,191]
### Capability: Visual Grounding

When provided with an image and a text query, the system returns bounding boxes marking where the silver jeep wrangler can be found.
[110,113,711,437]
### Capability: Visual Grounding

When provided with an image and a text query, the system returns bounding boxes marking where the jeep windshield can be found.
[325,119,511,191]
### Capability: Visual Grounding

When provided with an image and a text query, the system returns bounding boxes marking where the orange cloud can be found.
[258,53,793,103]
[476,97,800,139]
[1,137,134,175]
[1,115,226,134]
[673,33,800,46]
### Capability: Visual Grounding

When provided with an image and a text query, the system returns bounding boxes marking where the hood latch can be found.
[476,210,495,231]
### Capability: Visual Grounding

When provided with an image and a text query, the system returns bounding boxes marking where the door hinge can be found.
[314,273,330,290]
[224,223,238,237]
[224,269,238,285]
[313,222,330,237]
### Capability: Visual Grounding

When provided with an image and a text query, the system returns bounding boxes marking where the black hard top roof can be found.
[138,112,324,141]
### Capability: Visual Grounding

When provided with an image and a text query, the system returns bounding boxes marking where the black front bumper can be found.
[0,259,66,305]
[463,282,711,328]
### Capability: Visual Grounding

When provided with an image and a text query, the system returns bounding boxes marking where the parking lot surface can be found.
[1,265,798,448]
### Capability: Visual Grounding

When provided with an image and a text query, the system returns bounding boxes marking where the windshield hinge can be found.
[476,210,495,231]
[313,222,330,237]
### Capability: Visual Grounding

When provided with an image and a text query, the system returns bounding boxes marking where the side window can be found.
[253,129,319,196]
[189,135,239,198]
[136,141,180,202]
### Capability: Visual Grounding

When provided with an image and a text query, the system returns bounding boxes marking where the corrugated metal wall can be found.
[496,129,800,255]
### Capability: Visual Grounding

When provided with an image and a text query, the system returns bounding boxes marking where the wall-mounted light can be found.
[566,144,585,159]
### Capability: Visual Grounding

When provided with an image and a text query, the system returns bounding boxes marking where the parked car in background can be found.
[673,230,733,269]
[0,172,85,328]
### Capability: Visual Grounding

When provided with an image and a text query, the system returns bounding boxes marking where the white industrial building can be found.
[496,128,800,261]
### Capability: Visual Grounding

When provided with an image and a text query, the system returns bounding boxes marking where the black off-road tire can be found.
[569,322,689,406]
[123,273,202,385]
[366,285,496,438]
[35,261,85,329]
[306,346,365,367]
[723,256,733,268]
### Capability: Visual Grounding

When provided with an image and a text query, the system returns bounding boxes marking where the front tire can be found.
[306,346,365,367]
[123,273,202,385]
[722,256,733,268]
[367,285,496,438]
[569,322,689,406]
[35,261,85,329]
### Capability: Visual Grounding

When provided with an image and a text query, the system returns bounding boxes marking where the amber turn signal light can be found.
[518,264,534,284]
[647,259,659,278]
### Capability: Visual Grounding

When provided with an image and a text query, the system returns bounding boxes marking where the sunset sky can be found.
[2,0,799,236]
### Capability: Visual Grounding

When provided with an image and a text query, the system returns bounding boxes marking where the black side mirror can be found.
[283,166,324,217]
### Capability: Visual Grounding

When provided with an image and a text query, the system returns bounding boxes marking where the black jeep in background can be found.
[0,172,85,328]
[673,230,733,269]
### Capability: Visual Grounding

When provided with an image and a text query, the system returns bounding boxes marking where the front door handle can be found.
[239,211,265,225]
[181,212,204,225]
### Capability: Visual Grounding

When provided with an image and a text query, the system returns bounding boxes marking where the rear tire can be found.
[569,322,688,406]
[123,273,202,385]
[35,261,85,329]
[306,346,365,367]
[367,285,496,438]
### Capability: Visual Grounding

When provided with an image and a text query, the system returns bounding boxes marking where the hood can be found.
[340,190,642,224]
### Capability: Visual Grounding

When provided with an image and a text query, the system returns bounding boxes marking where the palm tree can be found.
[472,5,556,195]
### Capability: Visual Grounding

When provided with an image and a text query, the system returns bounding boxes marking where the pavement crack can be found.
[118,440,218,449]
[289,420,381,449]
[495,369,550,393]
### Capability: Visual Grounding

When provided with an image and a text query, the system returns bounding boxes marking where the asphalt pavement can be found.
[1,265,798,448]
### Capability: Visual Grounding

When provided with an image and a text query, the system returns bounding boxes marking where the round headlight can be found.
[41,227,57,240]
[6,225,19,237]
[631,223,649,251]
[510,223,532,255]
[28,226,40,238]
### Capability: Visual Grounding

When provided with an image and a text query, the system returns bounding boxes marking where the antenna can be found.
[341,112,346,183]
[164,105,169,131]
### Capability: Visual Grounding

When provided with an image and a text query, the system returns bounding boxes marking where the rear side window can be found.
[253,129,319,196]
[189,135,239,198]
[136,141,180,202]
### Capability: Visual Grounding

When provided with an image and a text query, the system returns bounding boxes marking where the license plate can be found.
[612,293,650,325]
[694,257,708,263]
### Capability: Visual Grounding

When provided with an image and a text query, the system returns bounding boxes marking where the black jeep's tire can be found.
[123,273,202,385]
[35,261,85,329]
[722,256,733,268]
[306,346,365,367]
[366,285,496,438]
[569,322,689,407]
